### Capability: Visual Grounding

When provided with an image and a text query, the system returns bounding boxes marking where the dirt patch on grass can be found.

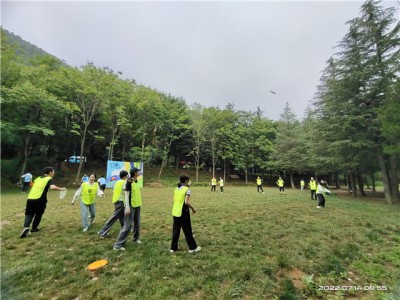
[0,220,11,228]
[146,182,165,188]
[277,268,307,290]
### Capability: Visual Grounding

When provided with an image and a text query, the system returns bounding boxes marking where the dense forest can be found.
[1,0,399,203]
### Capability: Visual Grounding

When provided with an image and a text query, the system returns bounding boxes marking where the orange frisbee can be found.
[87,259,108,271]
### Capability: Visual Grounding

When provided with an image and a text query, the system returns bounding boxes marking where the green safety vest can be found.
[309,180,317,190]
[81,182,97,205]
[277,179,284,187]
[257,178,262,185]
[28,176,52,200]
[112,180,126,203]
[172,186,189,217]
[131,180,142,208]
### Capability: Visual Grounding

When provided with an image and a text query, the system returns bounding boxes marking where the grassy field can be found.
[1,186,399,300]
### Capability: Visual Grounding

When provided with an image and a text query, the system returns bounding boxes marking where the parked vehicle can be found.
[65,156,87,163]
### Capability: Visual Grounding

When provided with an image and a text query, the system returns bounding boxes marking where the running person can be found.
[97,170,128,238]
[20,167,65,238]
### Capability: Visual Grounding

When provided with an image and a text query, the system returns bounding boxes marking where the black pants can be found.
[22,182,30,193]
[257,185,264,192]
[100,184,106,192]
[317,194,326,207]
[311,190,317,200]
[220,186,224,192]
[171,209,197,251]
[23,199,47,229]
[211,185,216,192]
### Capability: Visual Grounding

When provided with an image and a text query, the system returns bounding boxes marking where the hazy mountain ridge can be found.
[1,27,65,65]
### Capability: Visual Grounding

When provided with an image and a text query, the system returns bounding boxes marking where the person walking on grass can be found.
[257,176,265,194]
[21,171,32,193]
[309,177,317,200]
[211,176,217,192]
[97,170,128,238]
[300,179,305,191]
[170,175,201,254]
[316,180,331,208]
[20,167,66,238]
[219,177,224,193]
[113,168,143,250]
[72,173,105,232]
[276,176,285,195]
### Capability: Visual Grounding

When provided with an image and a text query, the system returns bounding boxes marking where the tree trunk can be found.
[389,155,400,203]
[344,173,347,187]
[74,126,87,185]
[223,158,226,182]
[371,171,376,192]
[364,174,370,189]
[377,152,393,204]
[356,169,366,197]
[290,172,295,188]
[348,169,357,198]
[335,172,340,189]
[244,163,248,183]
[20,133,31,180]
[347,171,352,193]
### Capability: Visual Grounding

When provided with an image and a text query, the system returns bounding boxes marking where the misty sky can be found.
[2,1,399,120]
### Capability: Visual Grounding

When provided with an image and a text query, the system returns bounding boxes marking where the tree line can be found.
[1,0,399,203]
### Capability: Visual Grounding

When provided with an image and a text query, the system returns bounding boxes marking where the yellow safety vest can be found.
[28,176,52,200]
[81,182,97,205]
[211,178,217,185]
[172,186,189,217]
[219,180,224,186]
[131,180,142,208]
[309,180,317,190]
[112,180,126,203]
[257,178,262,185]
[277,179,284,187]
[300,180,305,186]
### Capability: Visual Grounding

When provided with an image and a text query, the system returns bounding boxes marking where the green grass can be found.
[1,186,399,299]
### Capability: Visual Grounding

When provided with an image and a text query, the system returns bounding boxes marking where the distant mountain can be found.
[1,27,65,66]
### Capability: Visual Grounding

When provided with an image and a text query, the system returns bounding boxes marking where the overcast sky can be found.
[2,0,399,120]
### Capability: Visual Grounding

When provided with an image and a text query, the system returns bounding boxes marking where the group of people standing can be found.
[212,175,331,208]
[20,167,201,254]
[210,176,224,193]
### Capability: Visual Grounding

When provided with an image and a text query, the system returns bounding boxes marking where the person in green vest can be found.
[113,167,143,250]
[316,180,331,208]
[170,175,201,253]
[72,173,105,232]
[211,176,217,192]
[219,177,224,193]
[300,179,305,191]
[20,167,66,238]
[97,170,129,238]
[276,176,285,195]
[257,176,265,194]
[308,177,317,200]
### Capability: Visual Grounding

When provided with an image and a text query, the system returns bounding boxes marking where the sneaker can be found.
[113,246,126,251]
[169,249,176,253]
[20,227,30,238]
[188,246,201,253]
[98,231,108,239]
[316,206,321,209]
[30,228,41,232]
[134,239,142,244]
[82,227,89,232]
